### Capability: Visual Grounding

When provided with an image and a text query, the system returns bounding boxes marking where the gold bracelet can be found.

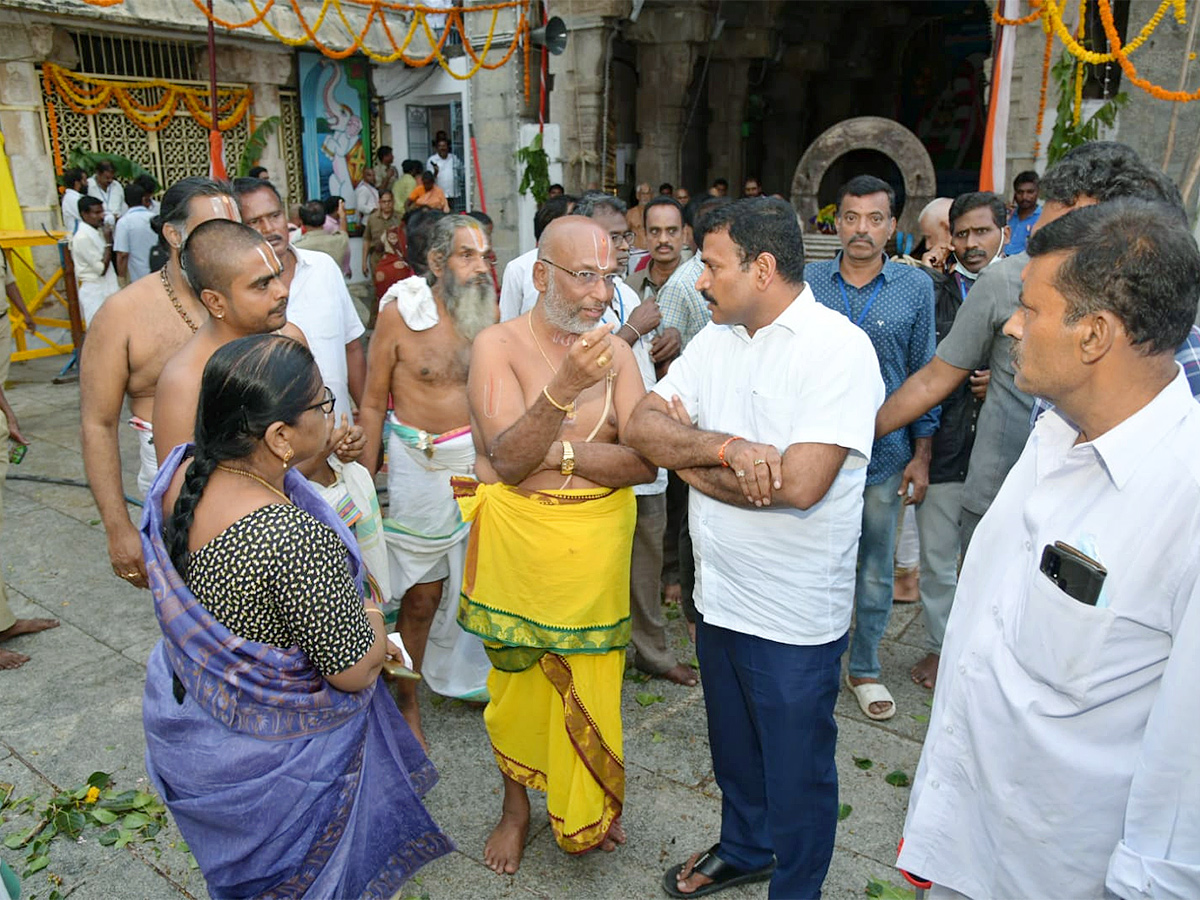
[542,385,576,417]
[365,607,386,618]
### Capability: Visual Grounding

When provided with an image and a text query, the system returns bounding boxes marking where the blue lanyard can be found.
[835,274,884,327]
[610,282,626,325]
[953,271,971,301]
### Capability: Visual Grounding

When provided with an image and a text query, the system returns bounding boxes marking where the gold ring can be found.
[753,459,766,466]
[581,338,590,349]
[734,469,745,477]
[597,355,610,367]
[119,572,137,580]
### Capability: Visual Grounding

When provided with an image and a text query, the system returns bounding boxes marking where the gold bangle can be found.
[542,385,575,416]
[365,607,386,618]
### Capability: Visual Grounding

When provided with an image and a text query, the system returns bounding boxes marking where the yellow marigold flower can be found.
[84,786,100,804]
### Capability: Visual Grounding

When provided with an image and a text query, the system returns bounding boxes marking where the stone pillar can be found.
[204,45,292,194]
[0,21,72,276]
[470,62,525,267]
[623,5,710,188]
[704,58,750,190]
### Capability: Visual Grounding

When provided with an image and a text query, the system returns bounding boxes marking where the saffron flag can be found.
[980,0,1020,192]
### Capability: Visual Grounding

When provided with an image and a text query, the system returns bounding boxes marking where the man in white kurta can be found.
[898,199,1200,899]
[71,197,119,324]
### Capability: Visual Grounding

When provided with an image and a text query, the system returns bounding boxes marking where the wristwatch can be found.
[560,440,575,476]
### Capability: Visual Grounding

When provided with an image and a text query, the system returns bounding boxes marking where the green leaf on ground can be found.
[688,655,699,668]
[884,770,911,788]
[623,669,650,683]
[665,606,681,621]
[86,772,112,790]
[88,518,101,526]
[97,828,120,846]
[853,756,874,770]
[865,878,915,899]
[635,692,665,707]
[121,812,152,830]
[23,854,50,876]
[90,808,118,826]
[651,732,665,744]
[3,833,24,850]
[0,782,14,808]
[910,713,929,723]
[838,803,852,821]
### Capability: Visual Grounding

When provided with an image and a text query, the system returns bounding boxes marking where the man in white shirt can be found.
[626,198,884,899]
[87,161,126,226]
[71,195,119,324]
[897,200,1200,899]
[498,194,573,322]
[233,178,365,421]
[355,166,380,224]
[113,183,157,282]
[577,191,697,686]
[426,137,462,212]
[60,167,86,235]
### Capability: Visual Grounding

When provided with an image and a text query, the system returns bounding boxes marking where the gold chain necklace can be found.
[216,464,290,504]
[161,266,200,333]
[527,314,575,421]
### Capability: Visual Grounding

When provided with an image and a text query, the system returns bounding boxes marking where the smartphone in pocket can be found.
[1040,541,1107,606]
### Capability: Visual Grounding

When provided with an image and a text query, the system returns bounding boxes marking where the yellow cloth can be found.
[456,481,635,853]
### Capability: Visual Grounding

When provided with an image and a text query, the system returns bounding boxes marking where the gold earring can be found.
[282,447,294,469]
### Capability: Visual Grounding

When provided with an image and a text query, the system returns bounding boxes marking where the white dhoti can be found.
[384,414,491,700]
[128,416,159,497]
[79,272,119,325]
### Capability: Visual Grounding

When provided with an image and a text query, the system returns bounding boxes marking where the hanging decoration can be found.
[995,0,1199,102]
[41,62,252,175]
[77,0,531,98]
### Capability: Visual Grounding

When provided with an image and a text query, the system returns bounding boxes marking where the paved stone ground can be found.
[0,351,931,900]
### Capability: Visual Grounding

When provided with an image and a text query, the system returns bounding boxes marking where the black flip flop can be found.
[661,843,776,898]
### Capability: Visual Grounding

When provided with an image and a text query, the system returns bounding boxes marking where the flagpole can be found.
[207,0,227,179]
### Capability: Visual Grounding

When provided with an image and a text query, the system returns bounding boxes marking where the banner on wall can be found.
[298,52,372,226]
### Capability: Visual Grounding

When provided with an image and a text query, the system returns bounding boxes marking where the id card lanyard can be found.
[835,273,884,327]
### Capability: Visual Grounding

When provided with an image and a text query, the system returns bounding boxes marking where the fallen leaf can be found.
[853,756,874,770]
[885,770,911,788]
[651,732,665,744]
[838,803,852,821]
[635,692,665,707]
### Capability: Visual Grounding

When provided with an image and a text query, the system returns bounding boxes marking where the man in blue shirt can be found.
[1004,170,1041,256]
[805,175,938,721]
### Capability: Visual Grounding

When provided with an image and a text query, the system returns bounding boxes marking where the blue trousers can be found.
[695,617,848,900]
[848,473,904,679]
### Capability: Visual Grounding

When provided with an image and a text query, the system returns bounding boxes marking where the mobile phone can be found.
[1039,541,1107,606]
[8,441,26,465]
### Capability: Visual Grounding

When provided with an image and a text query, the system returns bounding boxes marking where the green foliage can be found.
[65,146,152,183]
[838,803,852,821]
[634,691,665,707]
[516,133,551,205]
[865,878,916,899]
[884,769,911,788]
[853,756,874,770]
[0,771,174,894]
[1046,52,1129,166]
[236,116,281,178]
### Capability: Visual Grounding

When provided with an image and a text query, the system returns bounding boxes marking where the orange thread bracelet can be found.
[717,436,745,467]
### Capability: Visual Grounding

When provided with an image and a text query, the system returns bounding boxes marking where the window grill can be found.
[70,31,200,82]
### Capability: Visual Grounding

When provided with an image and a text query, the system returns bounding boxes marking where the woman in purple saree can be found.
[141,335,451,899]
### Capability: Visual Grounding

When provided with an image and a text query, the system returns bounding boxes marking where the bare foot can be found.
[0,648,31,670]
[484,779,530,875]
[654,663,698,687]
[387,679,430,753]
[674,851,714,895]
[910,652,940,690]
[663,583,682,605]
[848,675,894,718]
[599,816,626,852]
[0,618,59,641]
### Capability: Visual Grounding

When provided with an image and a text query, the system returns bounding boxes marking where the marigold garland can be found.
[77,0,532,99]
[1033,28,1055,158]
[996,0,1199,103]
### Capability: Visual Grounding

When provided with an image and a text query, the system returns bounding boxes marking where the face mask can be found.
[953,243,1004,281]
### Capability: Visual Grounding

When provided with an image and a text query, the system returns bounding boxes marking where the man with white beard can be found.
[359,214,497,748]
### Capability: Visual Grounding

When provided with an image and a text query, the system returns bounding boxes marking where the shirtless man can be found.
[81,177,237,589]
[465,217,656,874]
[233,178,366,423]
[359,214,497,747]
[153,220,309,461]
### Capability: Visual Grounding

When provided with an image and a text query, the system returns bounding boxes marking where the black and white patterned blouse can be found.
[185,504,375,676]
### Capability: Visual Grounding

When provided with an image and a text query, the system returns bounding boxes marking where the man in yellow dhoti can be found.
[462,216,657,874]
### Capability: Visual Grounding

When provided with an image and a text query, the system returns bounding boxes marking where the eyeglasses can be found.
[609,231,636,246]
[304,386,336,416]
[538,258,619,289]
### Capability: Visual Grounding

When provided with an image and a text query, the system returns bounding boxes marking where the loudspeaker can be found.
[529,16,568,55]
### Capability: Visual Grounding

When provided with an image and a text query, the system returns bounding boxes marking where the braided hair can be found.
[164,334,323,574]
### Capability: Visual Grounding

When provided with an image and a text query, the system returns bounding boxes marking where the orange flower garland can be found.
[1033,28,1054,158]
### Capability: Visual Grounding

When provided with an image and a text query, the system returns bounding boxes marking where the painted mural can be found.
[298,52,371,224]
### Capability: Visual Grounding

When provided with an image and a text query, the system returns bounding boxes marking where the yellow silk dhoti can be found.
[456,481,635,854]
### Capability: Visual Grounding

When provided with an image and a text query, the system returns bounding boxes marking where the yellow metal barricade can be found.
[2,229,84,363]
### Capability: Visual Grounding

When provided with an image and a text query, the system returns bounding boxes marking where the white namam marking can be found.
[255,243,282,278]
[213,195,242,223]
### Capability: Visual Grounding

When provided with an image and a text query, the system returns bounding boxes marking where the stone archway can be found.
[791,117,935,238]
